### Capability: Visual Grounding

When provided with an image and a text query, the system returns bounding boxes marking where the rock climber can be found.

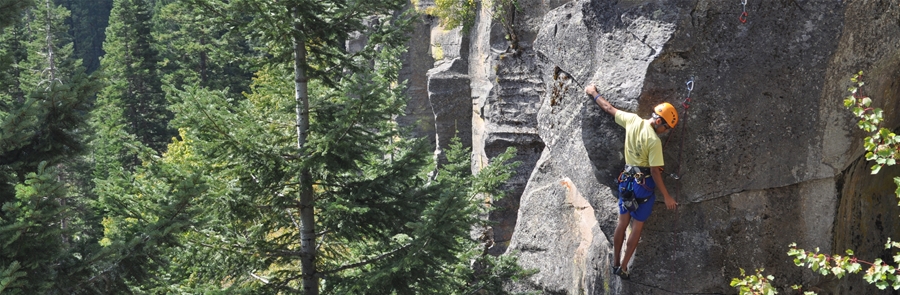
[585,84,678,280]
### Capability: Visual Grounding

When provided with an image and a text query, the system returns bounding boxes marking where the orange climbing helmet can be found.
[654,102,678,128]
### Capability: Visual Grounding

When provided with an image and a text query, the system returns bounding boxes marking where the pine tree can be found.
[116,1,532,293]
[152,0,252,97]
[61,0,113,74]
[0,0,102,292]
[0,0,33,30]
[96,0,171,154]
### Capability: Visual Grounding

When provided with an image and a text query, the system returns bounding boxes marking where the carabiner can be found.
[739,0,748,23]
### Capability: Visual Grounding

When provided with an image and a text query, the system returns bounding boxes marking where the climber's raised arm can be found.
[585,84,617,116]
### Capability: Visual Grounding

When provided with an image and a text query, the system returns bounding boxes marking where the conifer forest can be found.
[0,0,526,293]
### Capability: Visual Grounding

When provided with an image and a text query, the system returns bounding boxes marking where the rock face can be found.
[404,0,900,293]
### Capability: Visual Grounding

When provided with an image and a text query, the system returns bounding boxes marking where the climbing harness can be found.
[739,0,749,23]
[617,165,654,212]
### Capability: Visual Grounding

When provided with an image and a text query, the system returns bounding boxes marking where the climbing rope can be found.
[664,78,693,278]
[739,0,749,23]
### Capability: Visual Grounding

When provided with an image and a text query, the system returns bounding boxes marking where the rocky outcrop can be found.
[406,0,900,293]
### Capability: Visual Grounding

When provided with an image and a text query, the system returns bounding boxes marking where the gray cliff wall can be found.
[404,0,900,294]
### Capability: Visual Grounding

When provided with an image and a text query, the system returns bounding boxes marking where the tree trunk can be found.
[292,8,317,295]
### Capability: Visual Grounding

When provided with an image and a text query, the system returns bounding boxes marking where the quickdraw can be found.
[739,0,748,23]
[682,79,694,110]
[668,78,694,180]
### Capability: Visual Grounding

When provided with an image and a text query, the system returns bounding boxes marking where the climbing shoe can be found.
[611,265,620,275]
[615,268,630,280]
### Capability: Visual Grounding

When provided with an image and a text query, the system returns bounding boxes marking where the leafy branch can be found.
[729,268,777,295]
[428,0,521,51]
[731,72,900,294]
[843,71,900,180]
[789,71,900,292]
[788,241,900,291]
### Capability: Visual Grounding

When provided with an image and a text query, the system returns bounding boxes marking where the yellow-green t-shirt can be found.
[615,111,664,167]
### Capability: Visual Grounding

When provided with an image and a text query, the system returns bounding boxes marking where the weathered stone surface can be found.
[470,0,563,254]
[506,1,677,293]
[480,53,547,254]
[398,13,437,142]
[428,57,473,162]
[832,160,900,294]
[410,0,900,293]
[496,0,899,294]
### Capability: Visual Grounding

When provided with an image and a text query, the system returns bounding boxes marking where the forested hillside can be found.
[0,0,528,293]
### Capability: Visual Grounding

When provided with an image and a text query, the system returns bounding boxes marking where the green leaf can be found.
[831,266,844,276]
[894,177,900,197]
[845,97,855,108]
[873,164,883,175]
[862,97,873,107]
[848,262,862,273]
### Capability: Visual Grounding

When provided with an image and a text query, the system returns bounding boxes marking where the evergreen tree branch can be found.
[315,242,414,278]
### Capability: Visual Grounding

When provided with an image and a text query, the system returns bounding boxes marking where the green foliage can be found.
[843,71,900,177]
[0,163,67,294]
[429,0,521,50]
[788,244,861,284]
[0,0,535,293]
[786,240,900,293]
[98,0,172,152]
[465,250,537,294]
[89,142,209,293]
[741,71,900,295]
[429,0,478,31]
[0,0,33,31]
[62,0,112,74]
[0,261,25,293]
[492,0,520,49]
[730,268,777,295]
[153,0,252,96]
[159,54,529,295]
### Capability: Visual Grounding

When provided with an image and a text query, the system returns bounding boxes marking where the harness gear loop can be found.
[634,172,645,185]
[618,166,653,191]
